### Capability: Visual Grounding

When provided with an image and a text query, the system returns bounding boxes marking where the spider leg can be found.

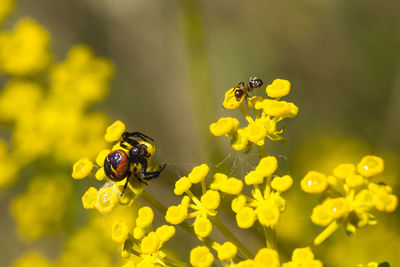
[120,169,133,196]
[120,141,130,149]
[121,175,130,196]
[139,158,166,181]
[121,137,139,148]
[122,132,154,143]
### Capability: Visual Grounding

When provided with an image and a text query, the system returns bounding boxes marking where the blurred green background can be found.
[1,0,399,266]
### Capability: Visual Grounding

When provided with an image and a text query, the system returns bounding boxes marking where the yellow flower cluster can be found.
[0,19,114,187]
[122,206,177,266]
[0,17,51,75]
[301,155,398,245]
[228,156,293,229]
[56,215,122,267]
[11,214,126,267]
[10,176,72,240]
[167,164,219,238]
[11,251,51,267]
[210,78,298,151]
[166,158,295,266]
[1,5,125,267]
[190,245,282,267]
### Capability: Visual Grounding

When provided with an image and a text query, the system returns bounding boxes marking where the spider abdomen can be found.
[104,149,130,181]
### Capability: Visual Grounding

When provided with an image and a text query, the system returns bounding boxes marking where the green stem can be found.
[209,215,254,259]
[257,143,267,158]
[264,226,277,250]
[178,0,222,164]
[140,190,167,214]
[162,251,191,267]
[314,221,340,245]
[239,104,254,123]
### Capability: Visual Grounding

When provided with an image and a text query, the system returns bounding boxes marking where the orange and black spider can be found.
[104,132,166,194]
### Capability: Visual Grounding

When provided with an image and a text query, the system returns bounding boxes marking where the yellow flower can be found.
[11,251,51,267]
[155,225,175,243]
[374,192,398,212]
[254,248,280,267]
[357,155,384,178]
[82,187,98,209]
[95,186,119,214]
[193,217,213,238]
[219,177,243,195]
[0,80,42,122]
[246,96,265,109]
[231,128,249,151]
[105,120,126,142]
[174,176,192,195]
[190,246,214,267]
[287,102,299,118]
[188,164,209,184]
[291,247,314,261]
[140,232,160,255]
[111,219,130,243]
[236,206,256,229]
[271,175,293,192]
[136,206,154,229]
[354,189,375,208]
[210,173,228,191]
[200,190,220,210]
[49,44,113,105]
[283,247,323,267]
[326,198,349,219]
[223,88,243,109]
[133,226,145,240]
[245,170,264,185]
[256,201,280,227]
[266,79,291,98]
[96,149,111,165]
[245,120,267,144]
[258,99,290,117]
[215,242,237,261]
[311,204,333,226]
[165,204,188,225]
[11,176,72,239]
[301,171,328,193]
[333,163,355,179]
[72,157,93,179]
[231,194,247,213]
[95,167,106,181]
[209,117,239,136]
[345,174,364,188]
[255,156,278,178]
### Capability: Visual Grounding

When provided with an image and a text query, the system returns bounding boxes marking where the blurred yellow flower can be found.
[0,17,51,75]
